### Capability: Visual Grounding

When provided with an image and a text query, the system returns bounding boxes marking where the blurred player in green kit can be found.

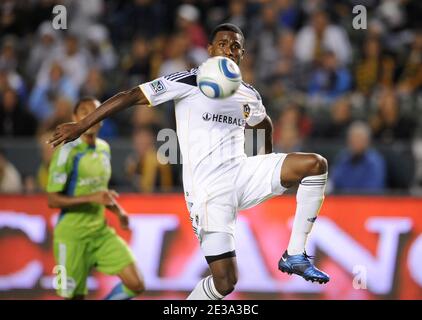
[47,97,145,300]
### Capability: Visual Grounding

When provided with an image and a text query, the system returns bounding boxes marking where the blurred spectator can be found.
[0,0,26,37]
[132,105,164,130]
[0,149,22,193]
[412,138,422,189]
[300,0,329,16]
[80,68,107,100]
[85,24,118,72]
[107,0,165,44]
[274,124,303,153]
[250,2,281,71]
[376,0,406,31]
[366,18,387,39]
[37,96,73,134]
[273,102,313,143]
[36,34,89,90]
[332,121,386,193]
[121,36,152,87]
[261,30,306,93]
[225,0,249,33]
[275,0,301,30]
[0,67,26,102]
[27,0,57,34]
[370,90,416,143]
[0,36,18,72]
[295,10,352,65]
[26,21,61,81]
[0,37,27,100]
[158,33,190,76]
[396,31,422,95]
[354,37,395,96]
[308,50,352,103]
[0,0,48,37]
[149,35,167,79]
[125,125,173,193]
[176,4,207,49]
[404,0,422,30]
[313,96,353,139]
[0,87,37,136]
[29,62,78,121]
[67,0,104,38]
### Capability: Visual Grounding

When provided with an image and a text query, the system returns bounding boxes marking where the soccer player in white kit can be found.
[48,23,330,300]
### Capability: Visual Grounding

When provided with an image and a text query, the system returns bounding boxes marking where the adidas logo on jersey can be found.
[202,112,246,127]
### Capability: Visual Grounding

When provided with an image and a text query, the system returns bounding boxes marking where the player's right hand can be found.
[90,191,115,206]
[47,122,84,148]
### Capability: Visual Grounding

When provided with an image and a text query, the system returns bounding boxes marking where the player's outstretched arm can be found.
[246,115,273,154]
[47,86,148,147]
[47,191,115,209]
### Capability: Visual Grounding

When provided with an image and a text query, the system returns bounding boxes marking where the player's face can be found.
[208,31,245,65]
[73,100,101,136]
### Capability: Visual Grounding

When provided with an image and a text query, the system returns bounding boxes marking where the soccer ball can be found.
[197,56,242,99]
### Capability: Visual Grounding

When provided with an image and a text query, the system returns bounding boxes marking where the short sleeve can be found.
[46,144,73,193]
[97,139,111,158]
[243,84,267,126]
[139,70,197,107]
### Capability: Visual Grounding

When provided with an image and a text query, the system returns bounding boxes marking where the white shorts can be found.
[200,231,236,257]
[186,153,287,238]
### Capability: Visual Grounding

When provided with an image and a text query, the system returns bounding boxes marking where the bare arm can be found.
[47,191,114,209]
[104,190,124,215]
[246,115,273,154]
[48,86,149,147]
[105,191,130,230]
[106,202,129,229]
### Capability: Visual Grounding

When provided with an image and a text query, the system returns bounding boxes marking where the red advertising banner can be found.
[0,195,421,300]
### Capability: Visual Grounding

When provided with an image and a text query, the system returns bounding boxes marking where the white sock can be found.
[287,173,327,255]
[186,275,225,300]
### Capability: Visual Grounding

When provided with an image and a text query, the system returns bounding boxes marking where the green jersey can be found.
[47,137,112,239]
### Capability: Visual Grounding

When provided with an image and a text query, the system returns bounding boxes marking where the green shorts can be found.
[53,226,135,298]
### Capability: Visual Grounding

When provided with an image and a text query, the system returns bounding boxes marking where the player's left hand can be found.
[47,122,85,148]
[107,190,130,230]
[118,211,130,230]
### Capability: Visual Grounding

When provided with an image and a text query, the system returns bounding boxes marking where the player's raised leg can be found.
[278,152,330,284]
[93,225,145,300]
[187,232,238,300]
[105,263,145,300]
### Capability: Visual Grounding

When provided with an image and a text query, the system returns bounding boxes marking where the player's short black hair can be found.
[73,96,99,114]
[209,23,244,45]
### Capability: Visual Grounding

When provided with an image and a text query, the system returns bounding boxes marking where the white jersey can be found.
[139,68,267,203]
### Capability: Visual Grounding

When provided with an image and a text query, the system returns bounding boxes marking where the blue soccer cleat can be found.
[278,250,330,284]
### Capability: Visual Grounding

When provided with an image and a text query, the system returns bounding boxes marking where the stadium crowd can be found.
[0,0,422,194]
